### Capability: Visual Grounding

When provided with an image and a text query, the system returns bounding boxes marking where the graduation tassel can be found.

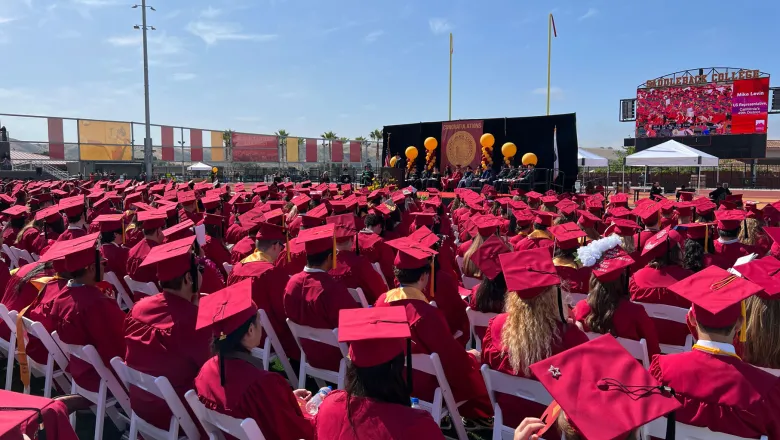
[704,224,709,254]
[332,235,337,269]
[355,231,359,256]
[740,300,747,343]
[95,248,101,283]
[283,216,291,262]
[430,258,435,298]
[556,286,567,325]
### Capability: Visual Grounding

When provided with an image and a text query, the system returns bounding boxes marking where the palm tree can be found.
[223,129,234,161]
[355,136,366,141]
[338,137,348,142]
[369,129,383,165]
[321,131,338,140]
[275,129,289,138]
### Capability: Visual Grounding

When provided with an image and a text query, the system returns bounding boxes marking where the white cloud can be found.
[164,9,181,20]
[106,32,184,56]
[70,0,119,6]
[0,17,18,25]
[364,30,383,43]
[578,8,598,20]
[200,6,222,19]
[532,86,564,100]
[171,73,196,81]
[429,18,452,35]
[58,29,82,39]
[106,35,138,46]
[186,21,278,45]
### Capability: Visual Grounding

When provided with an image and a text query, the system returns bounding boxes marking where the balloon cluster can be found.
[501,142,517,166]
[405,146,418,171]
[522,152,538,166]
[480,133,494,171]
[424,137,438,171]
[389,156,398,167]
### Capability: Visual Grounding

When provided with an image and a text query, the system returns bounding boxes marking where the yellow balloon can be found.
[424,137,438,151]
[405,146,418,160]
[501,142,517,158]
[390,156,398,167]
[522,152,538,166]
[480,133,495,149]
[211,167,218,173]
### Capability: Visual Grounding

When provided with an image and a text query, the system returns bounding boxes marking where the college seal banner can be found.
[441,120,484,171]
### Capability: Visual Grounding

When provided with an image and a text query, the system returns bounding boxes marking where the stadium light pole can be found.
[133,2,155,182]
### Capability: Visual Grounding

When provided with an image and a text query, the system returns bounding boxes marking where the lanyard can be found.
[692,344,741,360]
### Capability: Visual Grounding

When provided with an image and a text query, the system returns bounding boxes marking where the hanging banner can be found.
[161,126,174,161]
[349,141,361,163]
[331,140,343,162]
[78,120,133,161]
[286,137,299,162]
[232,133,279,162]
[211,131,225,161]
[191,129,203,161]
[440,119,484,170]
[306,138,318,162]
[47,118,64,160]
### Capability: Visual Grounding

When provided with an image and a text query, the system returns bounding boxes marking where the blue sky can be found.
[1,0,779,149]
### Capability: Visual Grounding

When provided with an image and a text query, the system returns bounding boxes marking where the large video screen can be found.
[636,78,769,138]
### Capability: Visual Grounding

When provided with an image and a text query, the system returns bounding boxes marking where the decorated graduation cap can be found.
[591,247,635,283]
[549,222,587,250]
[137,210,167,230]
[669,266,762,341]
[715,208,746,231]
[163,219,195,241]
[530,335,681,440]
[499,248,559,299]
[386,237,438,295]
[641,228,684,260]
[736,256,780,300]
[195,279,258,384]
[38,232,102,278]
[471,235,510,280]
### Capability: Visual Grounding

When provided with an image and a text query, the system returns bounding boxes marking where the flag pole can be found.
[546,14,552,115]
[449,33,453,121]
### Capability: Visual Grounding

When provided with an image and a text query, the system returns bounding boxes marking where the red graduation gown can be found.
[126,238,158,283]
[629,265,692,346]
[195,356,314,440]
[100,242,129,285]
[651,349,780,438]
[480,314,588,429]
[457,239,472,257]
[283,271,358,371]
[276,239,307,277]
[315,390,444,440]
[1,227,20,248]
[374,295,493,419]
[229,236,254,264]
[553,258,593,294]
[178,208,203,225]
[25,278,70,365]
[328,250,388,305]
[0,390,78,440]
[124,292,211,430]
[287,214,302,238]
[124,226,144,249]
[224,223,246,245]
[573,298,661,358]
[202,236,231,278]
[513,231,554,251]
[712,239,751,268]
[356,231,395,286]
[56,227,87,242]
[16,227,47,257]
[50,284,126,393]
[228,256,300,360]
[432,270,470,347]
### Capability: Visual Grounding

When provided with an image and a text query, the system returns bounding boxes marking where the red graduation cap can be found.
[507,200,529,211]
[499,248,559,299]
[177,191,197,205]
[298,224,336,256]
[391,192,406,205]
[86,190,105,202]
[471,235,511,280]
[196,278,257,338]
[203,213,223,227]
[139,235,196,282]
[529,335,681,440]
[541,195,558,207]
[678,191,694,202]
[725,194,743,204]
[233,202,254,214]
[525,191,542,202]
[591,247,634,282]
[34,205,62,224]
[549,223,586,250]
[533,210,559,227]
[201,196,221,211]
[372,203,394,219]
[576,209,601,228]
[694,199,717,217]
[715,209,745,230]
[338,307,411,368]
[736,256,780,299]
[718,200,736,211]
[291,195,311,210]
[2,205,28,219]
[608,206,633,219]
[327,214,359,242]
[163,219,195,241]
[609,193,629,207]
[641,228,684,259]
[124,192,143,207]
[137,210,167,230]
[301,203,328,227]
[512,209,535,226]
[670,266,762,331]
[58,195,86,217]
[255,221,286,242]
[604,219,640,237]
[407,226,439,249]
[132,202,155,212]
[674,201,694,217]
[94,214,124,233]
[632,201,659,225]
[410,212,435,228]
[555,199,578,217]
[585,197,604,212]
[386,237,438,270]
[474,215,502,236]
[263,208,284,226]
[38,232,101,273]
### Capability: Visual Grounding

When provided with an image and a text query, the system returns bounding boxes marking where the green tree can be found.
[321,131,338,140]
[275,129,289,138]
[608,145,635,173]
[369,129,383,142]
[338,137,348,142]
[222,129,234,146]
[355,136,367,141]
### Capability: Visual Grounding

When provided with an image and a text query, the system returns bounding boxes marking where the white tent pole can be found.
[697,166,701,194]
[622,164,625,194]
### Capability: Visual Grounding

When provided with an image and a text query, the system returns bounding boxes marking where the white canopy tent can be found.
[577,149,609,167]
[187,162,213,171]
[623,140,719,192]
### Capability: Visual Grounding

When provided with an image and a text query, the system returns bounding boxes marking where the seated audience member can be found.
[327,214,388,305]
[512,211,558,251]
[462,216,503,278]
[195,281,314,440]
[480,248,589,431]
[573,246,661,358]
[712,209,751,268]
[315,307,444,439]
[734,257,780,369]
[468,235,511,314]
[655,267,780,438]
[549,223,592,294]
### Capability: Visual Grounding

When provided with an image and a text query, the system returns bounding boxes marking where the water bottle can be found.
[410,397,420,409]
[305,386,333,415]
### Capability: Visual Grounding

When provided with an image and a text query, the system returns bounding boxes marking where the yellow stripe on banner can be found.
[286,137,299,162]
[211,131,225,161]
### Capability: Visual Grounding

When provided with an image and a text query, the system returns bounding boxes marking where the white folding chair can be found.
[585,332,650,368]
[2,244,20,269]
[285,319,348,389]
[566,291,588,307]
[0,305,18,390]
[222,262,233,275]
[634,301,693,354]
[249,309,298,387]
[184,390,266,440]
[757,366,780,377]
[644,416,768,440]
[124,275,159,296]
[480,364,553,440]
[456,256,464,272]
[19,317,71,398]
[410,352,468,440]
[53,337,130,440]
[13,247,35,266]
[465,307,498,351]
[104,271,134,311]
[347,288,369,308]
[462,275,481,290]
[371,262,388,286]
[110,357,200,440]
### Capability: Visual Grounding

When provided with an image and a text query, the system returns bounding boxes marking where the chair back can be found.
[634,302,693,354]
[585,333,650,368]
[0,305,17,390]
[347,288,369,308]
[124,275,159,296]
[184,390,266,440]
[286,319,348,389]
[223,262,233,275]
[13,248,36,264]
[58,342,131,415]
[21,317,71,397]
[462,275,481,290]
[410,353,468,440]
[465,307,497,351]
[248,310,298,386]
[104,271,133,311]
[757,366,780,377]
[110,357,200,440]
[644,416,769,440]
[480,364,553,440]
[2,244,20,269]
[371,262,388,286]
[456,256,464,272]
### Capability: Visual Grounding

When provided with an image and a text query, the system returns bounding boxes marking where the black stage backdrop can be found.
[383,113,579,191]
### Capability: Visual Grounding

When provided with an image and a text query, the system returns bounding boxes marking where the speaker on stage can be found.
[379,167,405,186]
[35,167,43,176]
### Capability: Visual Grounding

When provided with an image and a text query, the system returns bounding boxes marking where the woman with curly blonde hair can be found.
[480,248,588,432]
[739,217,771,255]
[735,258,780,369]
[462,217,502,278]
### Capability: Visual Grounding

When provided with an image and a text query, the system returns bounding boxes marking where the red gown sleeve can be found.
[356,257,388,305]
[323,284,360,329]
[240,374,314,440]
[86,297,127,368]
[379,244,396,287]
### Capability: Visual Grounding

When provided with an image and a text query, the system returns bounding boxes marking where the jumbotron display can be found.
[636,72,769,138]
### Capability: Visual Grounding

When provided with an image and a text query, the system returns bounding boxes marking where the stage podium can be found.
[379,167,405,186]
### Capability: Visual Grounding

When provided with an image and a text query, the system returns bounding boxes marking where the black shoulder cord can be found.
[94,248,101,283]
[556,286,567,328]
[406,338,413,396]
[0,407,46,440]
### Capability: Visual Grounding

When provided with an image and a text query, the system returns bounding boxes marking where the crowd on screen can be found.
[636,83,734,137]
[0,174,779,440]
